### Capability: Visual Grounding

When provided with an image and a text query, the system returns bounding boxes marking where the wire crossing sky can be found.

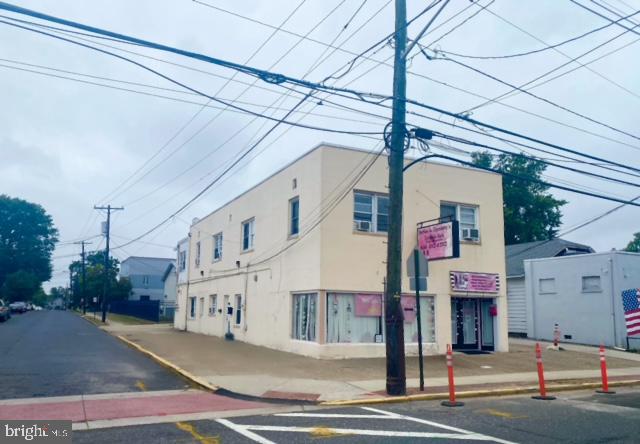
[1,0,639,289]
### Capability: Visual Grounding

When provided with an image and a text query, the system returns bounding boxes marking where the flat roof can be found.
[524,250,640,264]
[192,142,499,229]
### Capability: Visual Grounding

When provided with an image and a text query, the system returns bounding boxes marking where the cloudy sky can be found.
[1,0,639,290]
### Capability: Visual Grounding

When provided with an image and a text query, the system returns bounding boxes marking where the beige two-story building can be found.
[174,143,508,358]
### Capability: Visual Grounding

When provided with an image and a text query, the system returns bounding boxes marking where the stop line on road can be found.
[216,406,517,443]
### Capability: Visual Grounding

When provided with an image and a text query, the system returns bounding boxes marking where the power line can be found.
[425,47,640,144]
[436,9,640,59]
[96,0,317,205]
[1,19,382,137]
[112,93,312,250]
[9,0,638,158]
[431,131,640,189]
[403,153,640,208]
[6,2,640,207]
[571,0,640,36]
[118,0,385,211]
[461,2,640,113]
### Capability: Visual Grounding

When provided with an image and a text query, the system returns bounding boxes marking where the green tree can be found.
[32,288,50,307]
[69,251,131,308]
[0,270,42,302]
[624,232,640,252]
[471,151,567,244]
[0,195,58,287]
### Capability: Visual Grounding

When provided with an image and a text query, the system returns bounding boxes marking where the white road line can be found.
[216,419,276,444]
[274,413,392,419]
[242,425,502,440]
[361,407,518,444]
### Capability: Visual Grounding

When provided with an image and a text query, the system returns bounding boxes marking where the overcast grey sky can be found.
[1,0,639,290]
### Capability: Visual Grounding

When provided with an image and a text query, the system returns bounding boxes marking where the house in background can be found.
[161,261,177,319]
[506,238,594,336]
[120,257,176,302]
[175,237,189,325]
[524,251,640,349]
[175,143,509,358]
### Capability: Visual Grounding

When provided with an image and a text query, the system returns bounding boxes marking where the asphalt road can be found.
[74,388,640,443]
[0,310,189,399]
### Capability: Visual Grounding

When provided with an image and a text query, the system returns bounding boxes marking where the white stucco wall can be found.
[175,144,508,357]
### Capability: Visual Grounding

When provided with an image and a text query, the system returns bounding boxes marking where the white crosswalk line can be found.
[216,419,276,444]
[361,406,518,444]
[274,413,392,419]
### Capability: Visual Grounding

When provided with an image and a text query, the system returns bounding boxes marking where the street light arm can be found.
[403,153,640,208]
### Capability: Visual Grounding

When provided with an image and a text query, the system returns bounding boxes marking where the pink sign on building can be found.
[401,296,417,323]
[450,271,500,293]
[355,294,382,317]
[417,221,459,261]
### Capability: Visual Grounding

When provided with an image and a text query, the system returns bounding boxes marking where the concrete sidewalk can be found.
[98,318,640,402]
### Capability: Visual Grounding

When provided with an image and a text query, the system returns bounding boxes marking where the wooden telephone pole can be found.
[94,205,123,323]
[384,0,408,396]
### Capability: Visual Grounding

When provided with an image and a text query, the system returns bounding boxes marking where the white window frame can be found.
[441,202,480,242]
[189,296,196,319]
[213,233,223,262]
[198,297,205,318]
[539,278,556,294]
[195,241,201,267]
[353,191,389,233]
[289,197,300,237]
[241,218,255,252]
[582,275,602,293]
[209,294,217,316]
[234,294,242,326]
[292,292,318,342]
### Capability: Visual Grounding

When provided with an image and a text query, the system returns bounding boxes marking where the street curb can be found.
[115,334,220,393]
[320,379,640,406]
[114,334,318,406]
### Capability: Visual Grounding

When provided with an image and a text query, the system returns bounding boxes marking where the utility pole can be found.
[384,0,408,396]
[94,205,124,323]
[383,0,450,398]
[68,268,73,309]
[74,240,92,315]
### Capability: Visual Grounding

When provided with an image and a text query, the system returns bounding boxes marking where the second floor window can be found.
[242,219,255,251]
[213,233,223,261]
[354,191,389,233]
[142,275,149,286]
[289,197,299,236]
[178,250,186,271]
[440,203,479,242]
[195,241,201,267]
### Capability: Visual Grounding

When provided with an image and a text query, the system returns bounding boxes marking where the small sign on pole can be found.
[417,219,460,261]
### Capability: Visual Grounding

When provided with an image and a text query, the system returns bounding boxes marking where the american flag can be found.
[622,288,640,336]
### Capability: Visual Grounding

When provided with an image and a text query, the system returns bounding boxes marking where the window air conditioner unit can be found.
[462,228,480,241]
[355,220,371,232]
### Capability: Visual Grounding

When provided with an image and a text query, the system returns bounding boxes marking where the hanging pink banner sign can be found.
[355,293,382,317]
[450,271,500,293]
[417,221,459,260]
[401,296,417,323]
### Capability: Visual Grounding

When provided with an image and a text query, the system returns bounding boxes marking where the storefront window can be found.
[402,296,435,343]
[292,293,317,341]
[327,293,383,343]
[326,293,435,343]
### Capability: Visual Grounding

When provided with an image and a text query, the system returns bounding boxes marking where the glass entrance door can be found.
[480,299,495,351]
[451,298,479,350]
